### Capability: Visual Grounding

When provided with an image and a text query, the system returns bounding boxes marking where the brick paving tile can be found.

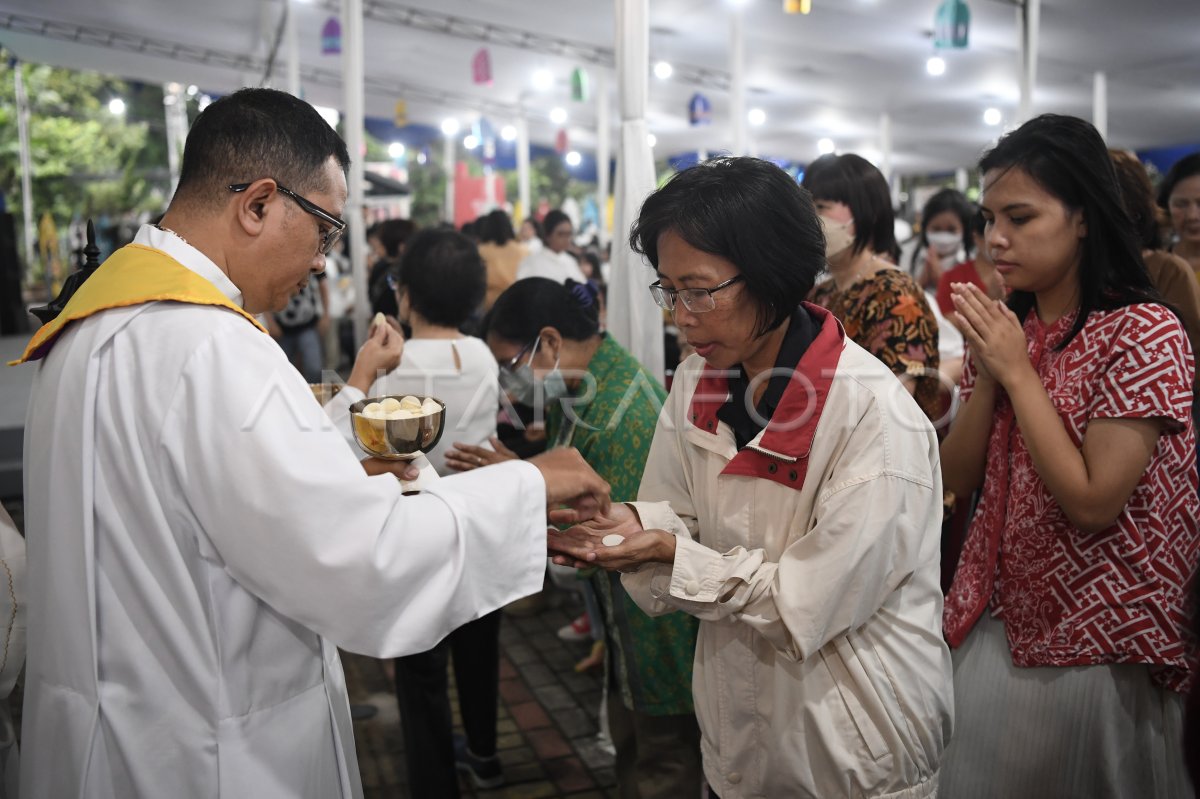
[517,662,560,688]
[497,760,548,785]
[496,731,526,751]
[551,707,595,740]
[510,700,554,730]
[527,728,574,760]
[343,589,621,798]
[543,756,595,793]
[498,746,538,767]
[499,678,536,705]
[532,684,578,711]
[481,780,560,799]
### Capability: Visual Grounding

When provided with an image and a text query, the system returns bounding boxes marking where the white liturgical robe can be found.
[19,226,548,798]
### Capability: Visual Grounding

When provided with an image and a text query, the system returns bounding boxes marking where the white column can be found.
[285,0,300,98]
[1092,71,1108,141]
[1017,0,1040,123]
[516,116,531,223]
[595,70,611,246]
[483,163,496,211]
[342,0,369,344]
[609,0,664,379]
[879,112,893,183]
[443,135,456,224]
[163,82,189,198]
[13,61,37,290]
[955,167,969,193]
[729,4,747,156]
[880,112,900,208]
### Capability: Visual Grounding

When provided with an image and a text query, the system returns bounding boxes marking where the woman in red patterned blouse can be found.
[939,114,1199,797]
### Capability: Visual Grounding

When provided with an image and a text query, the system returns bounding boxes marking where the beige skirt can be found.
[938,612,1192,799]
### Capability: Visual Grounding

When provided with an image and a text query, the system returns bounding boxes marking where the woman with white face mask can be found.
[447,276,705,799]
[907,188,976,291]
[805,153,944,426]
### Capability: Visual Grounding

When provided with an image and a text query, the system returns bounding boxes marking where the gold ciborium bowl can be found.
[349,396,447,460]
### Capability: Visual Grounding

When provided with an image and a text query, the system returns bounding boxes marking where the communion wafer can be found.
[373,312,386,329]
[602,534,625,547]
[399,395,423,411]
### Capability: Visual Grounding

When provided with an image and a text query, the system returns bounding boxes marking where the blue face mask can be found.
[498,336,570,406]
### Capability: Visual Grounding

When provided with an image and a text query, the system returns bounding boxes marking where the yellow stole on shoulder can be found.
[10,243,267,365]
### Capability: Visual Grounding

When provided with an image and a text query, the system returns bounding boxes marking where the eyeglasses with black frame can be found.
[228,181,347,255]
[499,338,538,374]
[648,275,744,313]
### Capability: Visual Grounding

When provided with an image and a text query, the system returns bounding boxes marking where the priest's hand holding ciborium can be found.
[349,394,446,494]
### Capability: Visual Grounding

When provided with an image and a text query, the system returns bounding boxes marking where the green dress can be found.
[546,335,698,716]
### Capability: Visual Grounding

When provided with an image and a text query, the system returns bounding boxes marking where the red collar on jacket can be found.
[686,302,845,492]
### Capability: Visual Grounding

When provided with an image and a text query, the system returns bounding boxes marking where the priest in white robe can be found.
[13,88,609,799]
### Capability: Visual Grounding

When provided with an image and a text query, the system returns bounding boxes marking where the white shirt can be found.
[515,247,587,284]
[18,225,548,798]
[325,337,499,475]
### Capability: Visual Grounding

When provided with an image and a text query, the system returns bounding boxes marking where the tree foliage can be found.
[0,54,172,246]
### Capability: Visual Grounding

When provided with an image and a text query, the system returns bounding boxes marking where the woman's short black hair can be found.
[485,277,601,343]
[629,156,825,337]
[909,188,975,271]
[1157,152,1200,211]
[979,114,1159,347]
[540,210,572,242]
[376,219,418,259]
[398,229,486,328]
[477,209,516,245]
[802,153,898,261]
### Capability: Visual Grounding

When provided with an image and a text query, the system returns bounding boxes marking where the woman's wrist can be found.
[654,530,677,564]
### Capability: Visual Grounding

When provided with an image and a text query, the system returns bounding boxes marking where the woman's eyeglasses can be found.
[648,275,744,313]
[500,338,538,374]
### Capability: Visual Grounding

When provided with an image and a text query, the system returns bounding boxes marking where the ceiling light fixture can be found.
[441,118,460,136]
[983,107,1002,126]
[748,108,767,126]
[817,137,835,155]
[654,61,673,80]
[500,125,518,141]
[565,151,582,167]
[388,142,405,158]
[926,55,946,77]
[549,107,568,125]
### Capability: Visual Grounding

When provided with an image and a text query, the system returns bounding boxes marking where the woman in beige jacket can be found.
[550,157,954,798]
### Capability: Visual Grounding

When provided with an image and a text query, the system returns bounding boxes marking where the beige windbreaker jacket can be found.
[623,305,953,799]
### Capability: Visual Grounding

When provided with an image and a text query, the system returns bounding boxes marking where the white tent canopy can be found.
[1,0,1197,173]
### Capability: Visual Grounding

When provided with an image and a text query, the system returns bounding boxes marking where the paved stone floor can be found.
[347,593,620,799]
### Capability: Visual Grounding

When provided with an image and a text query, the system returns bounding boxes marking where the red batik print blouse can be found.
[943,303,1199,692]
